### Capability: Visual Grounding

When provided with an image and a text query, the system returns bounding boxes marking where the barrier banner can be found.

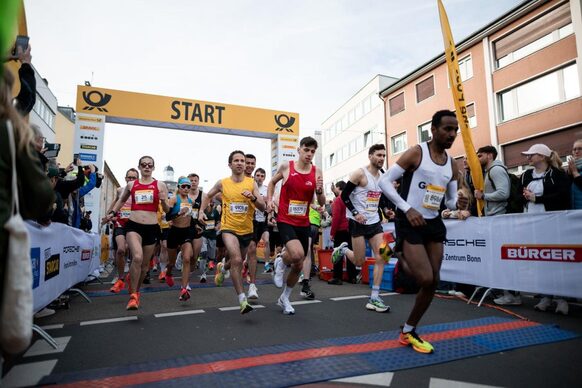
[383,211,582,298]
[27,222,100,313]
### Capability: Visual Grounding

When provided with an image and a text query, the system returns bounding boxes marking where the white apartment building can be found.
[321,74,397,197]
[29,66,57,143]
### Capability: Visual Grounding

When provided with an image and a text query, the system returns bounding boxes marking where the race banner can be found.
[383,210,582,298]
[27,221,100,313]
[437,0,484,215]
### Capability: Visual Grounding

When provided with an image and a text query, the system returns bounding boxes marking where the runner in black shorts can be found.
[378,110,468,354]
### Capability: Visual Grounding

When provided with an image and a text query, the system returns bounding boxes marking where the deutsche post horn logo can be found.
[274,114,295,132]
[82,90,112,112]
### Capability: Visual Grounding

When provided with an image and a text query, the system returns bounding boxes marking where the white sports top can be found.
[346,167,382,225]
[254,184,268,222]
[399,142,454,220]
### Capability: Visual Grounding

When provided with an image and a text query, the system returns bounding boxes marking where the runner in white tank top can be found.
[333,144,396,313]
[378,110,468,354]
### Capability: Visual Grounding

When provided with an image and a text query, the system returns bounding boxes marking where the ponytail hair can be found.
[547,151,562,170]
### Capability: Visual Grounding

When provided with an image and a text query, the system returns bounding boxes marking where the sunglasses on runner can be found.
[179,184,191,189]
[140,163,154,168]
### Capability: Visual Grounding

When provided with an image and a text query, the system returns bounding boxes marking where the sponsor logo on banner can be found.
[274,114,296,132]
[81,249,91,261]
[63,245,80,253]
[45,254,60,281]
[80,144,97,150]
[79,115,103,123]
[501,244,582,262]
[81,134,99,140]
[79,153,97,162]
[31,247,40,289]
[80,125,100,131]
[282,152,295,158]
[82,90,112,112]
[282,145,295,149]
[279,136,297,142]
[445,239,486,247]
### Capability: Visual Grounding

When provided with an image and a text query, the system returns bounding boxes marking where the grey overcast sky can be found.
[25,0,522,186]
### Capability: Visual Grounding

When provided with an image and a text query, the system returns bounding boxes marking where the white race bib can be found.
[180,203,192,215]
[288,200,308,216]
[135,189,154,204]
[119,207,131,219]
[230,202,248,214]
[205,220,215,230]
[365,191,381,212]
[422,184,446,210]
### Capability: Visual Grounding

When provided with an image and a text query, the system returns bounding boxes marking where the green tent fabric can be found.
[0,0,21,77]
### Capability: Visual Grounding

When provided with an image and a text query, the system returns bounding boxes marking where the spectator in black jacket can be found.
[12,44,36,116]
[520,144,571,212]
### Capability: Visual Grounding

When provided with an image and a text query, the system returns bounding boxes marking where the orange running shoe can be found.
[158,270,166,283]
[109,279,125,293]
[179,288,190,301]
[166,273,175,287]
[126,292,140,310]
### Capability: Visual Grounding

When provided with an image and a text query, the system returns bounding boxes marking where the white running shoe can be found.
[273,255,286,288]
[493,291,522,306]
[277,295,295,315]
[221,258,231,279]
[248,283,259,300]
[332,242,349,264]
[186,284,192,291]
[554,299,569,315]
[534,296,552,312]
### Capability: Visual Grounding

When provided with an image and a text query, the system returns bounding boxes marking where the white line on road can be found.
[80,316,138,326]
[290,300,322,306]
[154,310,205,318]
[40,324,64,330]
[219,305,266,311]
[333,372,394,386]
[380,292,399,296]
[330,295,370,301]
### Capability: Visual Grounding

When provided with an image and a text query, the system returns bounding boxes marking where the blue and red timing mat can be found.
[41,317,578,387]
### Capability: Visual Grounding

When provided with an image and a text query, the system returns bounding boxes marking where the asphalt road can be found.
[2,266,580,388]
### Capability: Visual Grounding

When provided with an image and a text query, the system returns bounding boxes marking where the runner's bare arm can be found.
[102,182,132,223]
[315,166,325,206]
[267,161,288,212]
[252,181,266,211]
[199,180,222,222]
[158,181,170,213]
[447,167,467,210]
[106,187,123,214]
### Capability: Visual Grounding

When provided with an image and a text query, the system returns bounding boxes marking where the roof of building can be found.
[379,0,543,98]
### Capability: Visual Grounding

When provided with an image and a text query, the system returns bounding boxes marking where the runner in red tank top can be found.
[103,156,170,311]
[267,137,326,315]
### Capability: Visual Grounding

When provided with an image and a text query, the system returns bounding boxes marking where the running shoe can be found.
[186,284,192,291]
[332,242,348,264]
[143,271,151,284]
[534,296,552,311]
[555,299,569,315]
[379,242,393,263]
[158,270,166,283]
[221,258,231,279]
[399,329,434,354]
[126,292,140,310]
[215,262,225,287]
[277,295,295,315]
[240,300,254,315]
[248,283,259,300]
[273,255,286,288]
[242,261,249,281]
[263,262,272,273]
[300,282,315,300]
[179,288,190,301]
[366,297,390,313]
[200,273,207,283]
[165,274,175,288]
[109,278,125,293]
[208,261,215,270]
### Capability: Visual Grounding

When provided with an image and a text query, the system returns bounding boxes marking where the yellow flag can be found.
[437,0,484,216]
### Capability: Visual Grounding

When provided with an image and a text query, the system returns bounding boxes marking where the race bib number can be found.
[365,191,381,212]
[205,220,215,230]
[119,206,131,219]
[135,190,154,204]
[230,202,248,214]
[180,203,192,215]
[422,184,446,210]
[288,200,308,216]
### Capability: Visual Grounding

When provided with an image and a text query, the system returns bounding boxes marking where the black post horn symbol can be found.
[274,114,295,132]
[82,91,112,112]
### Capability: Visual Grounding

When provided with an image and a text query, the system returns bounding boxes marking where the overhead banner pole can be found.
[437,0,484,216]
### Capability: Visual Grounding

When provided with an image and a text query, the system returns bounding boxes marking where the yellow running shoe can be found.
[399,329,434,354]
[240,300,253,314]
[215,262,225,287]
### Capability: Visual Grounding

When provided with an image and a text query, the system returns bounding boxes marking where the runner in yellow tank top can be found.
[200,150,265,314]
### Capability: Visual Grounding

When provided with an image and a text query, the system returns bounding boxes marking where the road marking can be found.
[290,300,322,305]
[80,316,138,326]
[219,305,266,311]
[380,292,398,296]
[155,310,205,318]
[430,377,502,388]
[24,336,71,357]
[333,372,394,386]
[330,295,369,301]
[40,324,64,330]
[2,359,58,387]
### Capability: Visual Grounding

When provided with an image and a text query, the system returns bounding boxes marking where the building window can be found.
[389,92,405,116]
[391,132,407,154]
[364,131,371,148]
[329,153,335,167]
[467,103,477,128]
[416,75,435,103]
[33,95,55,129]
[498,63,579,122]
[458,55,473,82]
[494,3,572,68]
[417,121,432,143]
